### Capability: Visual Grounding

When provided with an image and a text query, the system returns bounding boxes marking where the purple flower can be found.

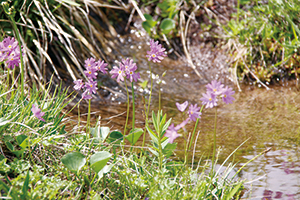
[2,37,18,53]
[188,104,201,121]
[82,90,92,99]
[84,58,96,69]
[221,86,235,104]
[73,79,84,91]
[85,79,98,94]
[96,60,108,74]
[84,66,98,79]
[164,123,180,144]
[176,101,188,112]
[110,65,125,82]
[120,58,137,75]
[5,53,20,69]
[146,39,167,63]
[31,104,45,122]
[206,80,224,95]
[127,71,140,82]
[200,91,217,108]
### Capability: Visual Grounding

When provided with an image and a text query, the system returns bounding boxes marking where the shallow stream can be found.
[72,30,300,199]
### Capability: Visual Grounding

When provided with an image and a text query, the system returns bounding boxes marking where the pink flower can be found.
[188,104,201,122]
[85,79,98,94]
[96,60,108,74]
[200,91,217,108]
[206,80,224,96]
[82,90,92,99]
[31,104,45,122]
[110,65,125,82]
[146,39,167,63]
[164,123,180,144]
[221,86,235,104]
[73,79,84,91]
[176,101,189,112]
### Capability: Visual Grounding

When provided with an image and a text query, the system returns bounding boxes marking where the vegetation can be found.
[224,0,300,85]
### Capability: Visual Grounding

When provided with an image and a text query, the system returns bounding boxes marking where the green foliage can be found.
[225,0,300,83]
[61,152,86,172]
[140,0,180,39]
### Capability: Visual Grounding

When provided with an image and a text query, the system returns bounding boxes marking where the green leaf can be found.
[97,164,114,180]
[152,111,159,133]
[90,151,112,173]
[142,14,157,34]
[125,128,143,145]
[106,131,123,144]
[16,135,28,149]
[160,18,176,34]
[61,152,86,172]
[226,182,243,200]
[91,126,110,143]
[5,142,14,151]
[146,126,159,145]
[21,170,30,200]
[138,80,148,89]
[162,118,172,134]
[162,143,177,158]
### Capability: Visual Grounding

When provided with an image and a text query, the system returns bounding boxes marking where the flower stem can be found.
[87,99,91,138]
[142,63,153,148]
[131,82,135,130]
[211,106,218,168]
[123,79,130,145]
[188,105,204,150]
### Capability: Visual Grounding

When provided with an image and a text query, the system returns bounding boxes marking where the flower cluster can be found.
[165,80,235,143]
[110,58,140,83]
[200,80,235,108]
[74,58,108,99]
[0,37,23,69]
[165,101,202,143]
[146,39,167,63]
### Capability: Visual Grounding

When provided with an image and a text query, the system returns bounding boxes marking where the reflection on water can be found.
[69,31,300,199]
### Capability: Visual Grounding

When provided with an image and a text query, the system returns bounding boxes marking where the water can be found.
[71,31,300,199]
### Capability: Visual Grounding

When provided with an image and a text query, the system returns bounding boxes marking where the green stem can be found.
[131,82,135,130]
[185,105,204,164]
[87,99,91,138]
[158,83,161,112]
[123,79,130,145]
[211,106,218,167]
[142,63,153,148]
[188,105,204,150]
[8,14,24,100]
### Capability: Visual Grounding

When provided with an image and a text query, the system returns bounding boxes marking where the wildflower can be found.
[127,71,140,82]
[85,79,98,94]
[84,57,96,69]
[73,79,84,91]
[120,58,137,75]
[188,104,201,121]
[84,66,98,79]
[31,104,45,122]
[176,101,188,112]
[206,80,224,96]
[165,123,180,144]
[200,91,217,108]
[110,65,125,82]
[2,37,18,53]
[82,90,92,99]
[221,86,235,104]
[146,39,167,63]
[96,60,108,74]
[6,53,20,69]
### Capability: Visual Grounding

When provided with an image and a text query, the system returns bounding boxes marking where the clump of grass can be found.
[224,0,300,86]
